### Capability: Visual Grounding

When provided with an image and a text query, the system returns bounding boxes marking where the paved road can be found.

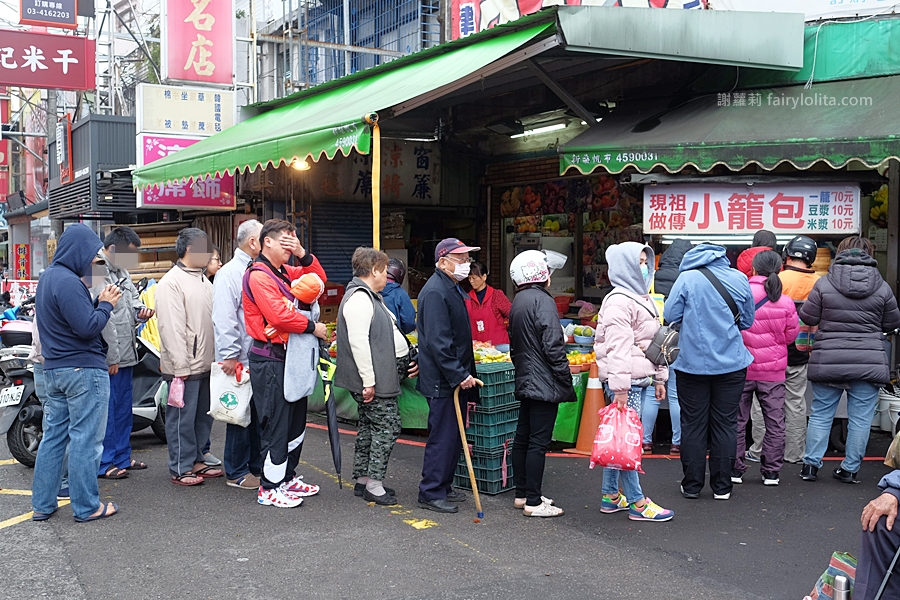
[0,419,891,600]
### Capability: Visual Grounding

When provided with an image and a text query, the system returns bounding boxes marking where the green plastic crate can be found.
[454,447,515,495]
[479,380,515,398]
[476,363,515,386]
[474,391,518,412]
[465,420,517,449]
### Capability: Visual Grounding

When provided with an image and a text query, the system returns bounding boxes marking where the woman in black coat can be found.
[508,250,575,518]
[800,236,900,484]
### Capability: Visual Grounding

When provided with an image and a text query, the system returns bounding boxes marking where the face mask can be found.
[640,264,650,280]
[452,261,471,282]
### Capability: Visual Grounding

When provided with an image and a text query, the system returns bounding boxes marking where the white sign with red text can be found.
[643,183,860,235]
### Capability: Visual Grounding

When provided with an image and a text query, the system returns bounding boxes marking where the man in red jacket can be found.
[243,219,328,508]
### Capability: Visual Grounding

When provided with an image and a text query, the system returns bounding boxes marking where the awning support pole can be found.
[527,59,599,128]
[888,159,899,297]
[366,113,381,250]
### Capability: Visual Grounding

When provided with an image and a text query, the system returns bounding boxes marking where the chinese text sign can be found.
[643,184,860,235]
[0,30,95,91]
[13,244,30,279]
[136,83,234,135]
[162,0,234,85]
[19,0,77,29]
[137,134,236,210]
[0,93,8,199]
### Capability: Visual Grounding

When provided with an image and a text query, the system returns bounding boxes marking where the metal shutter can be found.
[310,200,373,286]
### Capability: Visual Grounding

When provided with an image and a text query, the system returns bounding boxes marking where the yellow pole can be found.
[365,113,381,250]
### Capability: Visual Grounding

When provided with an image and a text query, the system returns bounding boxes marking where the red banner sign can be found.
[0,30,95,91]
[13,244,30,280]
[162,0,234,86]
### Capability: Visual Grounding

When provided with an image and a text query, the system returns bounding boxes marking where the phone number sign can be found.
[19,0,77,29]
[643,183,860,235]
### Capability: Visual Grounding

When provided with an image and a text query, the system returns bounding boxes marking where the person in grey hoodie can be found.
[93,227,154,479]
[593,242,673,522]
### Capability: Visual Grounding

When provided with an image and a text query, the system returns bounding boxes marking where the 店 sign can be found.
[19,0,77,29]
[136,83,234,135]
[13,244,30,280]
[643,183,860,235]
[161,0,234,86]
[0,30,95,91]
[136,134,236,210]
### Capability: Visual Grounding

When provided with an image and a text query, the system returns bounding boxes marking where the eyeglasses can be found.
[443,254,473,264]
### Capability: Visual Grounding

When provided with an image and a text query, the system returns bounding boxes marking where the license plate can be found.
[0,385,25,408]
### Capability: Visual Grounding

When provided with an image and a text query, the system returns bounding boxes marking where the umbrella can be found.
[317,342,342,488]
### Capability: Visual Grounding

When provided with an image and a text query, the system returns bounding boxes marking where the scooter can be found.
[0,320,168,467]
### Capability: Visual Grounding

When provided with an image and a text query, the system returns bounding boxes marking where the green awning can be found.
[133,20,554,189]
[560,75,900,176]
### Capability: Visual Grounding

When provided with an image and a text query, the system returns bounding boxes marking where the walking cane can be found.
[454,379,484,522]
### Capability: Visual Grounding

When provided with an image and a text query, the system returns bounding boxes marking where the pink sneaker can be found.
[282,476,320,497]
[258,486,303,508]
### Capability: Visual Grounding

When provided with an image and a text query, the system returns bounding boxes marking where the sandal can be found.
[523,503,565,518]
[74,502,119,523]
[129,459,148,470]
[171,473,204,486]
[32,510,55,522]
[99,466,128,479]
[514,496,554,509]
[191,465,223,479]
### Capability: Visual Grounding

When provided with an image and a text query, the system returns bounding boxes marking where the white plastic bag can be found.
[208,362,253,427]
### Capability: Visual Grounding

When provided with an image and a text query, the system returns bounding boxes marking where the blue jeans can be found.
[32,367,110,519]
[99,367,134,474]
[803,381,879,473]
[641,371,681,445]
[224,398,261,480]
[34,363,68,490]
[601,384,645,504]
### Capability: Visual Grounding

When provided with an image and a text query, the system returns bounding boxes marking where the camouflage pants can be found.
[352,393,402,481]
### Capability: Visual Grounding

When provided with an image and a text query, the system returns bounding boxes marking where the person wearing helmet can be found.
[416,238,480,514]
[507,249,575,517]
[747,235,821,465]
[466,261,512,346]
[380,258,416,334]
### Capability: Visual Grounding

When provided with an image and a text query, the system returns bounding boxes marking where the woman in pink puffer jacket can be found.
[733,250,799,487]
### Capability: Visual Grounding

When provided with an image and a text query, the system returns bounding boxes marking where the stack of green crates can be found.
[453,362,519,495]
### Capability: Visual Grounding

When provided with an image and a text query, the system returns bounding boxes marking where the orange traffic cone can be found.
[564,362,606,456]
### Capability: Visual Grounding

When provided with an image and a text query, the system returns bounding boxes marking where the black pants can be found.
[676,368,747,496]
[250,357,307,490]
[856,515,900,600]
[512,398,559,507]
[419,396,462,502]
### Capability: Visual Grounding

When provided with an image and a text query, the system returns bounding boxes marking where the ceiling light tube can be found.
[510,122,567,139]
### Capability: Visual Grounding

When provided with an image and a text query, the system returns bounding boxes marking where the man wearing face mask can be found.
[416,238,480,513]
[92,227,155,479]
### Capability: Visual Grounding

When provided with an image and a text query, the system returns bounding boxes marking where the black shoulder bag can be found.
[697,267,743,327]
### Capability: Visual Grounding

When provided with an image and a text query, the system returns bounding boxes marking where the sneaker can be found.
[762,471,780,486]
[713,492,731,501]
[833,467,860,484]
[629,498,674,522]
[57,487,69,500]
[745,450,760,463]
[523,503,565,518]
[600,494,629,514]
[680,485,699,500]
[731,472,743,485]
[282,476,320,497]
[258,486,303,508]
[514,496,554,509]
[800,464,818,482]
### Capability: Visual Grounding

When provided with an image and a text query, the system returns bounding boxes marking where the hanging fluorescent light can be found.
[291,158,310,171]
[659,233,821,245]
[510,122,567,139]
[580,118,603,125]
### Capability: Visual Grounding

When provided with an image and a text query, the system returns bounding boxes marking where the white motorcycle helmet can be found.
[510,250,551,287]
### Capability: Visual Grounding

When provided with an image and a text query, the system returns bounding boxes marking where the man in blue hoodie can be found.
[664,244,755,501]
[32,224,122,523]
[380,258,416,334]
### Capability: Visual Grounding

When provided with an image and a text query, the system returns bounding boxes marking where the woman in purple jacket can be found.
[732,251,799,487]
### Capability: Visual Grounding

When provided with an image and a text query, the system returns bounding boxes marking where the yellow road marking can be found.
[445,533,499,563]
[0,500,70,530]
[0,459,19,466]
[297,459,342,486]
[0,489,32,496]
[403,518,439,530]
